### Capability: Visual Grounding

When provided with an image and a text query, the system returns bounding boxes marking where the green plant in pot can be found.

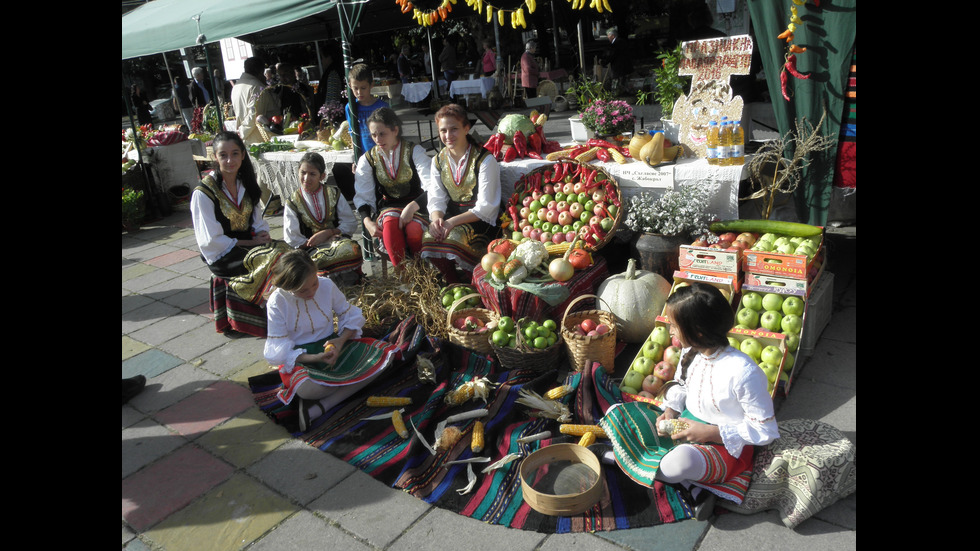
[653,44,691,120]
[568,74,613,113]
[122,187,146,229]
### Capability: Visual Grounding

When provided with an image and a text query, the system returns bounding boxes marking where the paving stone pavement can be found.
[123,105,855,550]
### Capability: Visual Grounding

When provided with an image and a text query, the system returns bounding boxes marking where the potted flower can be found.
[653,44,691,143]
[580,99,635,140]
[567,75,615,141]
[122,186,146,231]
[623,184,714,279]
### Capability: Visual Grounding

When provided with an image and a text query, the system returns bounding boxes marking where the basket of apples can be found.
[502,160,622,253]
[491,316,565,372]
[619,323,682,403]
[447,293,498,355]
[560,294,617,373]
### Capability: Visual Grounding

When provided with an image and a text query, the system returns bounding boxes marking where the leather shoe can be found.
[297,398,311,432]
[693,488,717,521]
[122,375,146,405]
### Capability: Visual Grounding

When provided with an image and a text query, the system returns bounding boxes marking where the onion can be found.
[549,257,574,282]
[482,252,505,273]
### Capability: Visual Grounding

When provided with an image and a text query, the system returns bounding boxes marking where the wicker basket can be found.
[439,283,481,315]
[492,317,564,372]
[560,294,618,373]
[505,160,623,252]
[447,293,497,355]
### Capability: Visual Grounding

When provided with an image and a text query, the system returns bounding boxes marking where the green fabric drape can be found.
[747,0,856,225]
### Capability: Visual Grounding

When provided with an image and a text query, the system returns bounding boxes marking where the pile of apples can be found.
[735,291,804,358]
[516,184,617,247]
[727,332,789,395]
[748,233,823,262]
[491,317,560,350]
[440,285,481,309]
[570,317,612,338]
[453,314,489,333]
[691,231,759,252]
[620,325,682,399]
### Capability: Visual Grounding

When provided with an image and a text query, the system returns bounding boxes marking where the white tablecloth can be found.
[126,139,205,193]
[252,146,356,200]
[498,155,747,222]
[449,77,496,98]
[401,80,447,103]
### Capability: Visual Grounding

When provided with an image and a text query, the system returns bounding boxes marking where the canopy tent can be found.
[122,0,340,60]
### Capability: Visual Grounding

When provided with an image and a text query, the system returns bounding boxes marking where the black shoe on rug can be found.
[297,398,311,432]
[122,375,147,405]
[693,488,717,521]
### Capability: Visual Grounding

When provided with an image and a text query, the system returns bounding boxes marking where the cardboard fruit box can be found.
[742,232,825,281]
[618,319,675,408]
[728,327,787,399]
[733,284,806,396]
[678,244,741,277]
[656,270,736,323]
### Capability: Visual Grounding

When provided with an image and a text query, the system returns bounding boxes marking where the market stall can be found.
[371,82,403,104]
[126,138,207,196]
[251,145,356,200]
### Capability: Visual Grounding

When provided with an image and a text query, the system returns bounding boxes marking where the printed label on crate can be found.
[743,272,810,293]
[679,245,740,274]
[743,251,810,279]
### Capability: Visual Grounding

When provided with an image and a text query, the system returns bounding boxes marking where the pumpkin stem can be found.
[625,257,637,280]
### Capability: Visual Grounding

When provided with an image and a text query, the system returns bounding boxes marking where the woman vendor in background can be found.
[283,152,363,285]
[190,131,291,336]
[353,107,431,269]
[420,103,501,284]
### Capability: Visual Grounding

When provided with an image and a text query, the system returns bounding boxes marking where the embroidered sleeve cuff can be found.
[719,423,747,458]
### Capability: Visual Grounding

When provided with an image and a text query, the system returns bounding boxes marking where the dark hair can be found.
[272,250,317,292]
[243,57,264,78]
[664,282,733,351]
[366,107,402,134]
[209,131,262,206]
[349,63,372,83]
[299,151,327,175]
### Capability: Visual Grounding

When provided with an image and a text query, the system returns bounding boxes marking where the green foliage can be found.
[566,74,613,112]
[122,187,145,225]
[653,45,691,119]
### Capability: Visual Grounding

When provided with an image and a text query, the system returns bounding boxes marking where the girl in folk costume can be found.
[353,107,431,268]
[263,250,390,432]
[190,131,291,336]
[421,104,502,283]
[283,152,363,284]
[599,283,779,520]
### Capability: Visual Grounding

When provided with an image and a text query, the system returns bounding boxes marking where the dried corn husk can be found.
[515,388,572,423]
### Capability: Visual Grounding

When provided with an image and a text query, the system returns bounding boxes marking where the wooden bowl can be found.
[519,443,603,516]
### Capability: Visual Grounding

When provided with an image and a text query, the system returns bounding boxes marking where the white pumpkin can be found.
[596,258,672,343]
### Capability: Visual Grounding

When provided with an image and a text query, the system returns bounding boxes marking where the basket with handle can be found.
[446,293,497,355]
[491,316,564,372]
[560,294,617,373]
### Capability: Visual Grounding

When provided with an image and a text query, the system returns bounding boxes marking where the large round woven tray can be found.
[520,443,603,516]
[504,159,623,252]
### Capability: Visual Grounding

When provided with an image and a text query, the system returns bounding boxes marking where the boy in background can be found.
[345,64,389,160]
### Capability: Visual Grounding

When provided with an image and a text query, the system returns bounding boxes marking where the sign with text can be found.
[678,35,753,82]
[219,38,254,81]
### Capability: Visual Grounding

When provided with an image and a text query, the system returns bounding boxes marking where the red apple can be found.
[581,319,598,333]
[663,345,681,367]
[523,195,534,207]
[718,232,739,243]
[595,323,610,335]
[543,183,555,195]
[637,390,657,399]
[654,361,676,381]
[551,232,566,244]
[642,374,665,394]
[539,231,553,243]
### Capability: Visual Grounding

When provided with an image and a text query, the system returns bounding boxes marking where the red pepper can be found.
[494,133,505,156]
[503,145,517,163]
[587,138,618,149]
[550,162,563,183]
[780,68,791,102]
[619,146,632,158]
[508,205,520,232]
[596,148,611,163]
[527,151,543,160]
[590,222,606,239]
[567,146,588,159]
[527,132,542,154]
[483,134,498,150]
[543,140,561,153]
[513,130,527,158]
[785,54,810,80]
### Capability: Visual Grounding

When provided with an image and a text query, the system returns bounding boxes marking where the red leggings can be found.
[381,217,423,267]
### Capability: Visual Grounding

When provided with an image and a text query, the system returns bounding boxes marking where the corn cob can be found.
[366,396,413,407]
[471,420,485,452]
[544,384,574,400]
[435,426,463,452]
[578,431,596,447]
[444,385,475,406]
[574,146,600,163]
[559,424,607,438]
[391,410,410,439]
[546,149,575,162]
[545,242,571,256]
[657,419,689,436]
[608,148,627,164]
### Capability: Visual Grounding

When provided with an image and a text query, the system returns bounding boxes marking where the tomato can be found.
[270,116,283,125]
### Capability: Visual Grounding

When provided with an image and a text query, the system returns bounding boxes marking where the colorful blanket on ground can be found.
[248,322,693,533]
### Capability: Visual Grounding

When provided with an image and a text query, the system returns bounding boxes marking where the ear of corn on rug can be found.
[248,318,693,533]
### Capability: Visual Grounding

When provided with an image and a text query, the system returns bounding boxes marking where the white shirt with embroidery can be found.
[190,175,270,264]
[263,276,365,373]
[662,346,779,458]
[427,151,500,225]
[282,185,358,247]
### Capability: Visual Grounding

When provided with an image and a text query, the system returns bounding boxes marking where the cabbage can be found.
[497,114,537,144]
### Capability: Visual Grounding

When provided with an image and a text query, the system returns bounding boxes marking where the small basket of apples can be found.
[447,293,498,355]
[560,294,617,373]
[619,322,682,403]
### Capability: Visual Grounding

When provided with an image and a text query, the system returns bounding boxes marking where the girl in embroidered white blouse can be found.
[653,283,779,495]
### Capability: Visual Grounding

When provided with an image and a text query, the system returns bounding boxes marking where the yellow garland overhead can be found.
[464,0,537,29]
[395,0,457,27]
[568,0,612,13]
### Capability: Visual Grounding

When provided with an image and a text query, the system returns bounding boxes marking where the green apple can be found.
[727,336,740,348]
[760,310,783,332]
[773,236,792,248]
[736,307,760,329]
[784,332,800,353]
[783,351,795,372]
[759,361,781,383]
[741,292,763,311]
[753,240,774,252]
[642,340,664,361]
[761,293,784,312]
[781,296,805,317]
[650,326,671,347]
[620,385,640,395]
[622,369,646,390]
[631,356,655,376]
[781,314,803,335]
[760,345,783,366]
[759,233,777,243]
[492,330,510,346]
[740,337,763,361]
[498,316,516,333]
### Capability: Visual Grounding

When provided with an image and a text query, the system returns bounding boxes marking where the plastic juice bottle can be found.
[705,121,719,165]
[718,120,733,166]
[629,130,652,160]
[730,121,745,165]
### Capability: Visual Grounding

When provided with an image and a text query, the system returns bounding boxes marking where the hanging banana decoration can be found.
[568,0,611,12]
[463,0,536,28]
